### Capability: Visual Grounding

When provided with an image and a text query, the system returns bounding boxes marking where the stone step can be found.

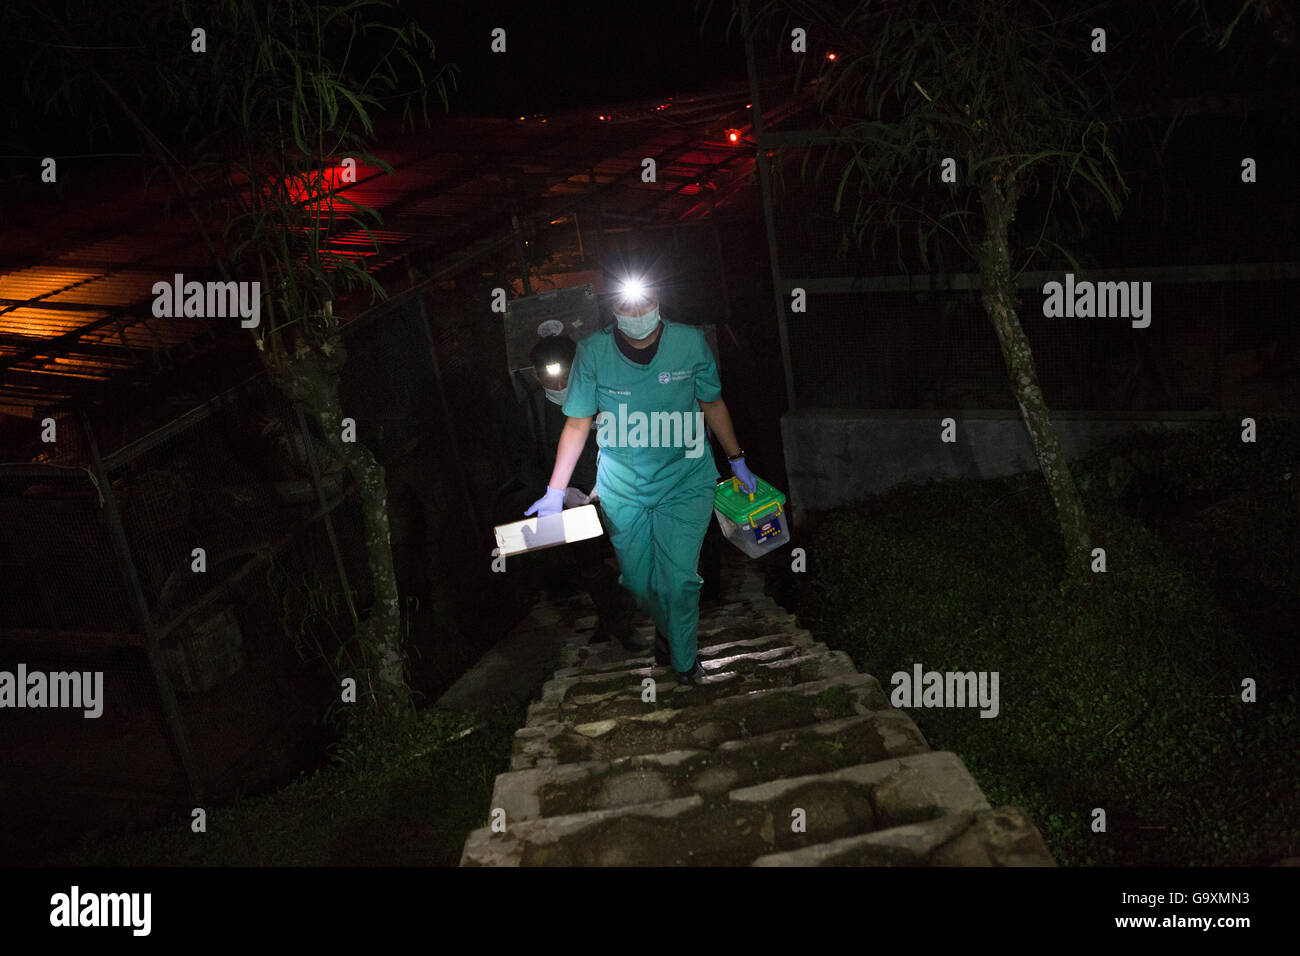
[565,593,787,639]
[751,806,1057,867]
[720,573,768,588]
[561,629,816,675]
[717,589,773,606]
[489,710,930,822]
[701,601,793,623]
[528,592,597,614]
[606,601,797,633]
[461,751,988,867]
[562,614,809,670]
[525,649,858,727]
[509,672,889,770]
[545,642,830,700]
[462,554,1058,866]
[709,593,781,612]
[703,600,792,621]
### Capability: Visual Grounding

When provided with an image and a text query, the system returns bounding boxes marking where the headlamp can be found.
[618,277,648,305]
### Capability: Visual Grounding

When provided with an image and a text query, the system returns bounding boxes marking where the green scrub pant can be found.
[597,478,717,672]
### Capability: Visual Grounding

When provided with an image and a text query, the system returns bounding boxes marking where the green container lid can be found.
[713,474,786,526]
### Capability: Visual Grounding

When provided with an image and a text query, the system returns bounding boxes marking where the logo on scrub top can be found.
[658,372,671,384]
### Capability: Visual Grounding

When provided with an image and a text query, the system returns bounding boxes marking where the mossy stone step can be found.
[569,600,792,641]
[562,616,807,672]
[561,629,816,675]
[463,551,1058,866]
[752,806,1057,866]
[509,673,888,770]
[461,751,988,867]
[543,642,831,703]
[526,649,858,727]
[490,710,930,822]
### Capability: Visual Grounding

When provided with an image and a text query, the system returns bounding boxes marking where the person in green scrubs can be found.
[526,282,757,684]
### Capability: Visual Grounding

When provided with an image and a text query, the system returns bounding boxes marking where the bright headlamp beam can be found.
[619,277,647,304]
[545,362,563,377]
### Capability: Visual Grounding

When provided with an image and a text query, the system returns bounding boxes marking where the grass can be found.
[769,417,1300,866]
[46,703,525,867]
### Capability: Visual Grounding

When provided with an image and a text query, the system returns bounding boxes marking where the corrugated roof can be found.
[0,76,801,417]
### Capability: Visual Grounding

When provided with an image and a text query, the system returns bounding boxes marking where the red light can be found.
[827,52,837,61]
[727,130,739,143]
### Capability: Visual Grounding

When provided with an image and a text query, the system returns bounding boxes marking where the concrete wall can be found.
[780,409,1223,512]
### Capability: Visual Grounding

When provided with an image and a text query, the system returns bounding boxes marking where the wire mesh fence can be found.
[746,45,1299,414]
[0,373,356,857]
[0,464,131,631]
[0,300,456,853]
[783,278,1299,411]
[3,201,733,857]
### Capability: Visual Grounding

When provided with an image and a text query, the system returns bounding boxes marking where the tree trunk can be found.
[978,181,1092,581]
[312,398,411,715]
[263,316,413,715]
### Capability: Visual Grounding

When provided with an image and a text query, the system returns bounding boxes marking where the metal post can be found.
[744,11,799,413]
[408,268,485,544]
[1213,284,1225,410]
[294,404,358,626]
[710,196,736,332]
[512,213,533,296]
[80,407,204,802]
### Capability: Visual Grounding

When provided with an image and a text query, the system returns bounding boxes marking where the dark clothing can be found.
[614,324,662,365]
[520,387,599,493]
[554,502,635,636]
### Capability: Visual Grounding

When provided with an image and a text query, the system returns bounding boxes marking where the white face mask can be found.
[543,386,568,406]
[614,305,661,340]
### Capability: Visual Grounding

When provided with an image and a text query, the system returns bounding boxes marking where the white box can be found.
[494,504,604,557]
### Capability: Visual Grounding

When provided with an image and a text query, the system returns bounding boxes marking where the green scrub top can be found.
[563,320,722,503]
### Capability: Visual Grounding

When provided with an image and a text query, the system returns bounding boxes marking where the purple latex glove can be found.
[729,457,757,494]
[525,486,565,518]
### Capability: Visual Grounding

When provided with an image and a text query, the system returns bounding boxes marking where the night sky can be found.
[356,0,749,116]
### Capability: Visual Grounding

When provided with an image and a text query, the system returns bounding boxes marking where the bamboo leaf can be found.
[335,85,376,135]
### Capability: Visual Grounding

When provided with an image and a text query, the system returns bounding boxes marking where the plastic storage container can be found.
[713,475,790,558]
